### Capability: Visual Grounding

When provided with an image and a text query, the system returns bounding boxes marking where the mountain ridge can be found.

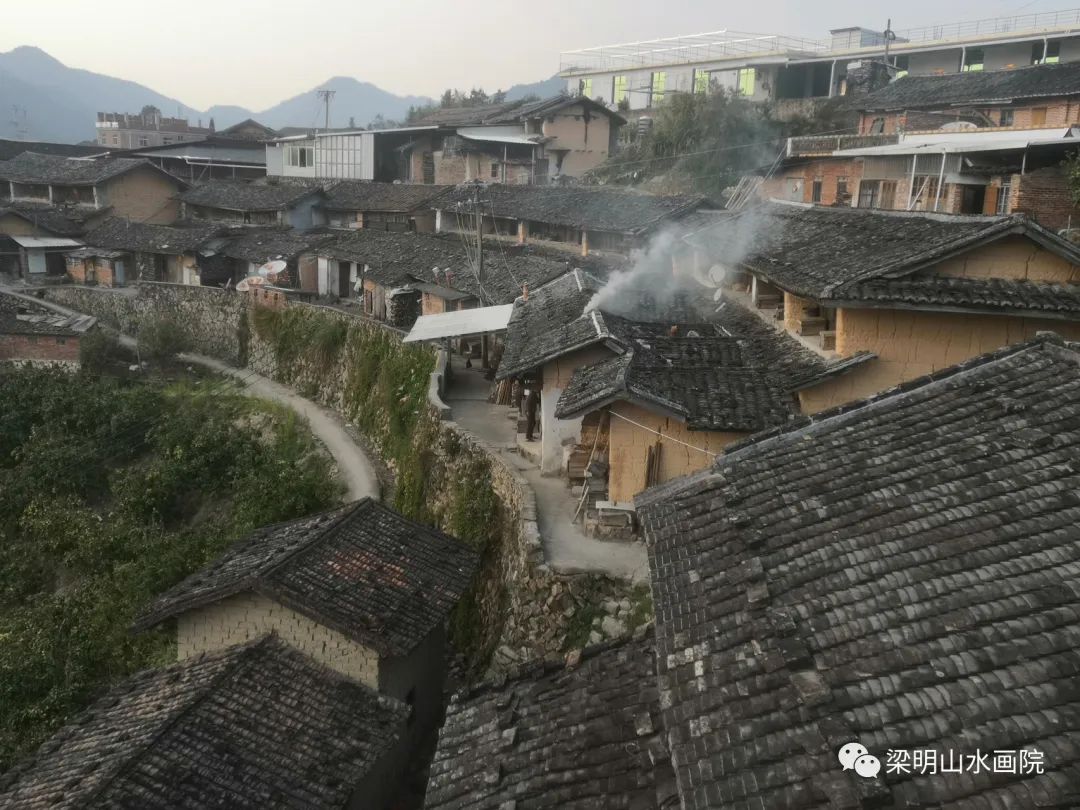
[0,46,562,144]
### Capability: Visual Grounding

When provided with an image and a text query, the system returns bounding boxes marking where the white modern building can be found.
[560,8,1080,111]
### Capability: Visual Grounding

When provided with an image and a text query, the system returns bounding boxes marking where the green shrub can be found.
[78,328,120,372]
[137,316,188,364]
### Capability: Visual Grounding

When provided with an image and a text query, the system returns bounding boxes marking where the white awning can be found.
[9,236,83,249]
[457,126,540,146]
[835,127,1078,157]
[403,304,514,343]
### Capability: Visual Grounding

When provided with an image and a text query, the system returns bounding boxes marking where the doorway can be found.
[960,185,987,215]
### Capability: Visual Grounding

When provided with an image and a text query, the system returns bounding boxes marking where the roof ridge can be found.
[75,635,273,806]
[254,499,371,581]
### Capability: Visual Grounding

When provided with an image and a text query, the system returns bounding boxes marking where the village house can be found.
[132,498,478,750]
[129,119,275,183]
[0,310,96,367]
[426,633,677,809]
[266,95,624,185]
[0,151,186,224]
[636,333,1080,809]
[178,180,325,227]
[770,60,1080,226]
[210,227,335,288]
[434,183,708,256]
[690,200,1080,410]
[495,270,869,513]
[68,217,225,286]
[311,228,576,324]
[0,138,112,162]
[0,635,413,810]
[322,181,452,232]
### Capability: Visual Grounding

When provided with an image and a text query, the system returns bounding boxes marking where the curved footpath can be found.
[1,288,379,501]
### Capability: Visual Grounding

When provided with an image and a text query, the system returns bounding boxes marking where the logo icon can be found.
[838,742,880,778]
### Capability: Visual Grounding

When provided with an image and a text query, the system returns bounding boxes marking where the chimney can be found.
[669,325,678,337]
[522,283,529,301]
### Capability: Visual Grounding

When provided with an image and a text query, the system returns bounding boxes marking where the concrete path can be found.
[444,357,649,583]
[1,288,379,501]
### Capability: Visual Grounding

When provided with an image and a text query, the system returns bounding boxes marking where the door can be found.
[338,261,351,298]
[114,260,125,286]
[785,178,804,202]
[960,185,986,215]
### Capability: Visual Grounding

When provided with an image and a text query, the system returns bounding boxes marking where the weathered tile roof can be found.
[134,499,479,658]
[0,202,88,236]
[179,180,323,212]
[0,152,169,186]
[323,181,453,212]
[84,217,225,254]
[425,633,676,809]
[860,60,1080,111]
[0,312,96,337]
[438,183,705,235]
[495,269,611,379]
[637,334,1080,810]
[692,201,1080,315]
[319,229,574,304]
[0,635,408,809]
[411,94,624,128]
[0,138,113,162]
[220,227,336,263]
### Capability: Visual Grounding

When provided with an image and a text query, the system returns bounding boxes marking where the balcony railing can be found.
[891,7,1080,46]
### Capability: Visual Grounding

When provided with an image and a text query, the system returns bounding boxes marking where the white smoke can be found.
[585,228,681,318]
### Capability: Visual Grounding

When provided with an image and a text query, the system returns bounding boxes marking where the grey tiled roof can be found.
[134,499,479,657]
[637,335,1080,810]
[0,152,167,186]
[438,183,705,234]
[0,139,113,162]
[219,227,336,263]
[860,60,1080,110]
[84,217,225,254]
[692,201,1080,314]
[425,633,676,810]
[0,635,408,809]
[323,181,452,212]
[319,229,574,304]
[495,269,611,379]
[0,312,96,337]
[411,94,624,127]
[0,202,88,236]
[179,180,323,211]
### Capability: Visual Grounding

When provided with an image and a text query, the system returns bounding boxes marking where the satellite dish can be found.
[257,260,287,279]
[246,275,268,286]
[235,278,250,292]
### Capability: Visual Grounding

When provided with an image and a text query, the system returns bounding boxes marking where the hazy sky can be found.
[0,0,1050,110]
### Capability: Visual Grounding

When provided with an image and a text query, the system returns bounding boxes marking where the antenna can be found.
[317,89,336,131]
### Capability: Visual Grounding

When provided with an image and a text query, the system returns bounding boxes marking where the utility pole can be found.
[884,19,896,70]
[473,181,489,368]
[317,89,336,131]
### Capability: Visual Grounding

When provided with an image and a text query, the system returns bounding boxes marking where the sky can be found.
[0,0,1055,110]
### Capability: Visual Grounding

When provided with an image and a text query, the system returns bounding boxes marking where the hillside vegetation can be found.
[0,367,341,769]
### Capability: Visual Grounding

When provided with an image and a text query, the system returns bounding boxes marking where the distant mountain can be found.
[504,74,565,101]
[254,76,432,130]
[0,46,559,143]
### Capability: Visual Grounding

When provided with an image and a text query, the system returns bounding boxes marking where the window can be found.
[893,55,909,79]
[693,68,709,94]
[651,72,667,105]
[996,180,1012,215]
[963,48,984,72]
[1031,107,1048,127]
[857,180,880,209]
[836,176,849,204]
[613,75,628,105]
[491,162,499,178]
[999,109,1014,127]
[737,68,756,97]
[111,135,118,145]
[579,77,592,97]
[869,117,885,134]
[287,145,314,167]
[138,136,149,147]
[1033,41,1061,64]
[811,179,823,203]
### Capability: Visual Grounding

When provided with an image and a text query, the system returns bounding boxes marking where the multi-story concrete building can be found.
[559,8,1080,113]
[96,105,211,149]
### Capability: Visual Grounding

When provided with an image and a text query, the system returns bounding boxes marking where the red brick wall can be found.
[859,99,1076,134]
[0,333,81,364]
[1009,167,1080,231]
[760,158,863,206]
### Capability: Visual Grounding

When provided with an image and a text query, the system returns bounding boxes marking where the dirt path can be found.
[2,288,379,501]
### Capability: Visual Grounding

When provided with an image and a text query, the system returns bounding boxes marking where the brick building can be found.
[133,498,479,750]
[0,151,186,224]
[0,310,96,366]
[687,201,1080,411]
[95,106,211,149]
